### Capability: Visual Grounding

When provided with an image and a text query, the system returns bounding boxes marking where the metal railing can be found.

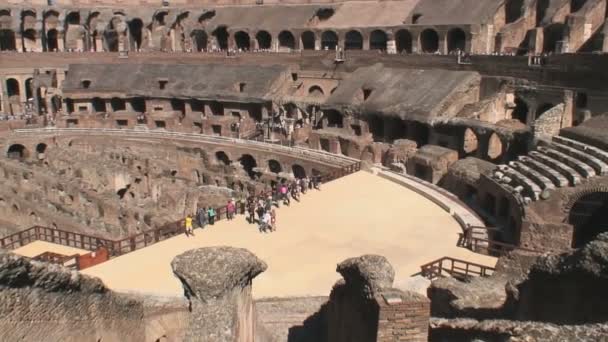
[418,256,495,280]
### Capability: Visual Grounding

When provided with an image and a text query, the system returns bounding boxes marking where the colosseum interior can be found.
[1,0,608,341]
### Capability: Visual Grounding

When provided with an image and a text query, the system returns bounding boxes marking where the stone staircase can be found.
[492,135,608,202]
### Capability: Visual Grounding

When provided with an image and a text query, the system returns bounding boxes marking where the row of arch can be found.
[214,151,313,179]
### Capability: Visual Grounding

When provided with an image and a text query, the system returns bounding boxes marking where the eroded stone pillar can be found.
[171,247,267,342]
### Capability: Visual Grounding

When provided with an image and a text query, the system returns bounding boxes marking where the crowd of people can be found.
[183,176,321,236]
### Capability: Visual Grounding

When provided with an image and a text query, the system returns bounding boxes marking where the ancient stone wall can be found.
[532,103,564,139]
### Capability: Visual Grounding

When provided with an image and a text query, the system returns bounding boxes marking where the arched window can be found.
[308,86,324,97]
[463,128,479,154]
[345,30,363,50]
[487,133,503,160]
[6,78,19,97]
[301,31,315,50]
[268,159,282,173]
[292,164,306,179]
[395,29,412,53]
[234,31,250,50]
[321,31,338,50]
[256,31,272,50]
[216,151,231,165]
[420,29,439,53]
[278,31,295,50]
[239,154,258,179]
[369,30,387,50]
[7,144,27,159]
[447,28,466,53]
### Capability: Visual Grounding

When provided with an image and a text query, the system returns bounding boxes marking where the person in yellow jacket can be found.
[185,215,194,236]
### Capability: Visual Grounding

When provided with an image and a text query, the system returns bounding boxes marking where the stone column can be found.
[171,247,267,342]
[15,35,23,53]
[386,39,397,54]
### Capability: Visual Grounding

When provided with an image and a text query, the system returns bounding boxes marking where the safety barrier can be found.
[418,256,495,280]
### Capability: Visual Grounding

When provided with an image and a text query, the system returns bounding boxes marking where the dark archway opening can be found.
[216,151,231,165]
[213,26,229,50]
[132,97,146,112]
[6,78,19,98]
[0,29,16,51]
[321,31,338,50]
[47,29,59,51]
[111,97,126,112]
[36,143,47,155]
[25,78,34,100]
[192,30,208,51]
[570,192,608,248]
[23,29,37,51]
[512,97,529,124]
[234,31,250,50]
[129,18,143,50]
[239,154,258,179]
[370,30,387,50]
[92,97,105,112]
[505,0,524,24]
[395,29,412,53]
[369,116,385,142]
[278,31,296,50]
[66,12,80,25]
[447,28,466,53]
[345,30,363,50]
[256,31,271,50]
[292,164,306,179]
[543,24,565,53]
[7,144,26,159]
[420,29,439,53]
[324,110,343,128]
[301,31,315,50]
[268,159,282,173]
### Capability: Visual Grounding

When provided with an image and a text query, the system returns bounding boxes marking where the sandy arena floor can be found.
[78,171,496,298]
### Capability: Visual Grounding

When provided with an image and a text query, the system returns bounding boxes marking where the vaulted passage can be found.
[570,192,608,248]
[447,28,466,53]
[395,29,412,53]
[369,30,387,50]
[256,31,272,50]
[345,31,363,50]
[192,30,208,51]
[0,29,16,51]
[301,31,315,50]
[239,154,258,179]
[234,31,251,50]
[321,31,338,50]
[420,29,439,53]
[278,31,295,50]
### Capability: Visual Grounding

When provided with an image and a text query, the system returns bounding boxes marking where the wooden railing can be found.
[1,160,361,265]
[418,257,495,280]
[32,251,80,270]
[458,226,540,257]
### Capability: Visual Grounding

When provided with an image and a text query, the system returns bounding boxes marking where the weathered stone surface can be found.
[336,254,394,296]
[171,246,267,302]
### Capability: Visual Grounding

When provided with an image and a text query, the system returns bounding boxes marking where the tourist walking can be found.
[185,214,194,236]
[270,209,276,232]
[207,207,216,225]
[280,183,290,206]
[226,200,236,220]
[247,197,256,223]
[262,210,271,233]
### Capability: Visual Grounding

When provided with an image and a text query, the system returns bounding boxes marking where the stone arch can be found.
[543,23,566,53]
[46,28,59,51]
[301,31,315,50]
[129,18,144,50]
[92,97,105,112]
[234,31,250,50]
[292,164,306,179]
[512,97,529,124]
[6,78,19,97]
[487,132,503,160]
[395,29,412,53]
[505,0,525,24]
[447,28,466,53]
[345,30,363,50]
[111,97,126,112]
[278,30,296,50]
[36,142,47,156]
[369,29,388,50]
[321,30,338,50]
[239,154,258,179]
[7,144,27,159]
[536,103,554,119]
[0,29,16,51]
[256,30,271,50]
[215,151,231,165]
[66,11,80,25]
[463,128,479,155]
[22,29,37,51]
[268,159,282,173]
[569,191,608,247]
[212,26,229,50]
[308,85,324,97]
[191,30,208,51]
[420,29,439,53]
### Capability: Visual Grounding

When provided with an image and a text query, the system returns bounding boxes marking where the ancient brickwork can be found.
[376,291,430,342]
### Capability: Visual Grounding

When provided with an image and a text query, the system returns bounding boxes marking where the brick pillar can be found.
[376,290,430,342]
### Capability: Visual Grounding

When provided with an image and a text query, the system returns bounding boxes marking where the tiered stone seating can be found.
[553,135,608,171]
[509,161,555,190]
[538,146,596,179]
[529,151,582,186]
[549,142,608,175]
[518,155,569,188]
[496,165,542,200]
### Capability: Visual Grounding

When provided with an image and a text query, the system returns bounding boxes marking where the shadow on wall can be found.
[287,302,329,342]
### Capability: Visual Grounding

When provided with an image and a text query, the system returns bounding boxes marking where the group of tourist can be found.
[183,175,321,236]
